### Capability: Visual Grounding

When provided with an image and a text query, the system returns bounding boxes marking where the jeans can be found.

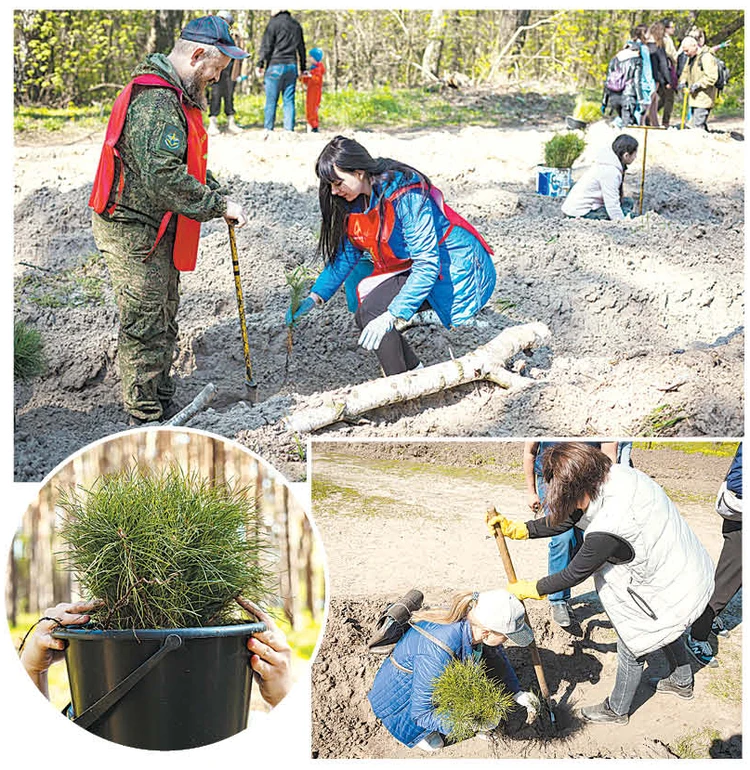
[582,197,636,221]
[692,107,711,131]
[609,634,692,716]
[536,473,582,604]
[264,62,298,130]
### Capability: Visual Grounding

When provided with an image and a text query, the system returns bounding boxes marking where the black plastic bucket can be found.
[53,622,265,750]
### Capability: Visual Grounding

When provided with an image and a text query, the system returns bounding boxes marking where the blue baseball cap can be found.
[180,15,248,59]
[309,47,324,62]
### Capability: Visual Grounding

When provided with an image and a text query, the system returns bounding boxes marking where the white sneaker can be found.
[227,116,243,134]
[712,615,730,637]
[207,117,220,136]
[416,732,444,751]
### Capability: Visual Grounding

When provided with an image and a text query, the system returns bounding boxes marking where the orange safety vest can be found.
[89,73,208,272]
[346,182,494,278]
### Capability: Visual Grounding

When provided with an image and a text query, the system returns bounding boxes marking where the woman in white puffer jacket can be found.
[488,442,714,726]
[561,135,639,221]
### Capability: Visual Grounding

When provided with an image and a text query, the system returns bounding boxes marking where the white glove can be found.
[513,690,540,718]
[358,311,395,351]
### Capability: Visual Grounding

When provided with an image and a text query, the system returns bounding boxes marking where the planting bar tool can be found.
[228,222,258,400]
[680,87,689,130]
[74,633,183,730]
[487,507,557,731]
[626,123,667,214]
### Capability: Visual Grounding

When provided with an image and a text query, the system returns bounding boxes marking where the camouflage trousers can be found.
[93,214,179,421]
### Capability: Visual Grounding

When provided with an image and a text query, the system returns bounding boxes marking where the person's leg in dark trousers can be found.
[607,636,644,716]
[354,273,424,375]
[662,637,693,688]
[691,519,742,640]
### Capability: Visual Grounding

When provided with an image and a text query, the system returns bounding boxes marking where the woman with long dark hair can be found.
[487,442,714,726]
[561,134,638,220]
[368,589,538,750]
[647,22,674,127]
[285,136,497,375]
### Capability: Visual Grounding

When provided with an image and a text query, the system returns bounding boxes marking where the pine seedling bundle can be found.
[544,132,586,169]
[432,658,515,743]
[57,464,275,629]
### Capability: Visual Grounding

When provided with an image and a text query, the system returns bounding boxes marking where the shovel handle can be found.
[488,508,553,707]
[228,223,255,386]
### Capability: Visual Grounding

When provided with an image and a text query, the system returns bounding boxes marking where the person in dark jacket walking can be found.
[686,443,742,667]
[256,10,306,132]
[286,136,496,376]
[368,589,539,750]
[647,21,674,126]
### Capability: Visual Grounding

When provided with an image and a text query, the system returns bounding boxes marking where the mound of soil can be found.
[14,113,744,480]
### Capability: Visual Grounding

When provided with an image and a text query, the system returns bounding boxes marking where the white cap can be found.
[472,589,534,647]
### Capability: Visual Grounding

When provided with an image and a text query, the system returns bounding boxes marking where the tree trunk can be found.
[285,322,551,434]
[421,10,446,81]
[146,10,183,55]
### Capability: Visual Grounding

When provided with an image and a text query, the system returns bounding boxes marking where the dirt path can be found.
[14,112,744,481]
[310,443,742,759]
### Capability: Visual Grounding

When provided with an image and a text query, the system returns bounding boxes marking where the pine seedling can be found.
[14,320,45,381]
[432,658,515,743]
[57,464,275,630]
[544,132,586,168]
[285,264,314,353]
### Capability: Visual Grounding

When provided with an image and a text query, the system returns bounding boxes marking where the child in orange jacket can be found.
[302,47,325,132]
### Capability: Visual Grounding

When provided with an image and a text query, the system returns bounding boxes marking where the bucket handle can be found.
[74,633,183,730]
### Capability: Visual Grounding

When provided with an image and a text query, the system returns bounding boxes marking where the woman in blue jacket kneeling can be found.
[367,589,538,751]
[286,136,497,375]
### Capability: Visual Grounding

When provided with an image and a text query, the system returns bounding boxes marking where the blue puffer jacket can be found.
[367,619,520,748]
[311,171,497,328]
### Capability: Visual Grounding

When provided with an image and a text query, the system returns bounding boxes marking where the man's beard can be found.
[182,69,211,111]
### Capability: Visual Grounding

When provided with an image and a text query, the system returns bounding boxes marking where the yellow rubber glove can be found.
[507,579,546,601]
[486,512,529,540]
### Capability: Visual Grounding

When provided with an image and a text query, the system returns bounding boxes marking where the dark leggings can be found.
[354,273,428,375]
[691,519,742,640]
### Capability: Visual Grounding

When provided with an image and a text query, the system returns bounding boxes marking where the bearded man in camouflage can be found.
[90,16,248,424]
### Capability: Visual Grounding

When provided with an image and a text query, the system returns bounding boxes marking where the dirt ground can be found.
[309,442,742,759]
[13,97,744,481]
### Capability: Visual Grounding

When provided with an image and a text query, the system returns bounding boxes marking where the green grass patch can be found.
[315,452,525,489]
[310,476,362,505]
[14,104,110,135]
[15,252,106,308]
[14,320,45,381]
[634,441,738,458]
[671,727,723,759]
[706,640,742,702]
[634,404,689,436]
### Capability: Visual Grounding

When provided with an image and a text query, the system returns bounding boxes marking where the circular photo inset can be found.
[8,427,325,751]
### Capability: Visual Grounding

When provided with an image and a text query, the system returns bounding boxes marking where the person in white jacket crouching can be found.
[488,442,714,726]
[561,135,639,221]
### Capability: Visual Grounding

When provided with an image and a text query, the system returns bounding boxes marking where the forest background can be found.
[13,8,744,131]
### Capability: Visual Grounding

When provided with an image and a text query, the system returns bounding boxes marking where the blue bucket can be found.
[536,166,573,198]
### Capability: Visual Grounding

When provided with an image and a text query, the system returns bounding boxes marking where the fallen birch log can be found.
[285,322,550,434]
[163,383,217,426]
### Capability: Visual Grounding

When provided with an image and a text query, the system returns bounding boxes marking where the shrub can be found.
[544,132,586,168]
[57,464,275,629]
[14,320,45,381]
[573,97,603,123]
[432,658,515,742]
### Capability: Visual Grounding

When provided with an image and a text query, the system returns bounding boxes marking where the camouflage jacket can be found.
[98,53,227,230]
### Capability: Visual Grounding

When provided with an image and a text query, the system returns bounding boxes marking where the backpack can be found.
[699,51,730,93]
[605,56,628,93]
